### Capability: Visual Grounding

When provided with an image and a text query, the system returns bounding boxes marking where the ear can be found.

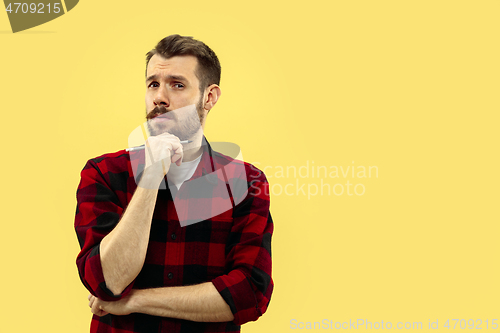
[203,84,221,112]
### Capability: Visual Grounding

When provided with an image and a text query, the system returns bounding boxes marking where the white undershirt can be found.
[166,154,202,190]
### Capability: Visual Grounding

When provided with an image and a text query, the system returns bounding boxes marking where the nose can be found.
[153,87,169,108]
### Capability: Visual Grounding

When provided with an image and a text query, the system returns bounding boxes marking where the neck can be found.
[181,129,205,162]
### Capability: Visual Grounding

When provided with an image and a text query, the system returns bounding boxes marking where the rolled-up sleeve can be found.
[75,159,134,301]
[212,171,273,325]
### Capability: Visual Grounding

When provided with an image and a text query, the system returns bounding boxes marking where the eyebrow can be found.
[146,74,188,83]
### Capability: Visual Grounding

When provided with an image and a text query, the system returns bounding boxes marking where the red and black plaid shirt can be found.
[75,139,273,333]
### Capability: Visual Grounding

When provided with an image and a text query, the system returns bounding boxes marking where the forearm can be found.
[130,283,234,322]
[100,184,159,295]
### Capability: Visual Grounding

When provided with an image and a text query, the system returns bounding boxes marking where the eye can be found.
[148,82,159,88]
[173,82,185,89]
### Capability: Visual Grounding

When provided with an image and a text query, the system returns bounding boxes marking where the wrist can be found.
[128,289,141,313]
[139,165,165,189]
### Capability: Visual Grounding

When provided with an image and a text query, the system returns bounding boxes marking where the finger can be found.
[171,152,181,165]
[91,298,103,315]
[95,304,109,317]
[91,301,98,314]
[170,143,183,166]
[88,296,95,308]
[154,141,174,163]
[144,138,169,163]
[98,310,109,317]
[95,309,105,317]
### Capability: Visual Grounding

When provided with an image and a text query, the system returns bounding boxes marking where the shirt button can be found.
[171,233,177,240]
[168,272,174,279]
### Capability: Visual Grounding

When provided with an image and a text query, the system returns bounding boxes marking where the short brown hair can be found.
[146,35,221,92]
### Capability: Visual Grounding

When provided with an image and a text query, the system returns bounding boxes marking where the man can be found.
[75,35,273,333]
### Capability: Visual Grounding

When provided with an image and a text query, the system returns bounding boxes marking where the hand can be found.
[141,133,183,187]
[87,293,135,317]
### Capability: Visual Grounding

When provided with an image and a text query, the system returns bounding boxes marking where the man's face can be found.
[145,54,206,139]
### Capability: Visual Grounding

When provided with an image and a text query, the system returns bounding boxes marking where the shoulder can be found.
[83,149,130,174]
[80,150,133,189]
[78,150,134,196]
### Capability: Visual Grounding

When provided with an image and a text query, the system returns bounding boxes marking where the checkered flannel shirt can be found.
[75,140,273,333]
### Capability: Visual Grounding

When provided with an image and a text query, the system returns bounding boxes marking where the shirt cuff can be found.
[81,244,135,302]
[212,270,262,325]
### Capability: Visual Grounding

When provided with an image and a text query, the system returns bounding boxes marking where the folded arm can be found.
[82,160,273,325]
[89,282,234,322]
[209,168,274,325]
[76,138,182,299]
[99,185,159,295]
[75,154,167,300]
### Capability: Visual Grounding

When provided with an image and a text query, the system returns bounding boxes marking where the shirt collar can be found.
[188,136,216,182]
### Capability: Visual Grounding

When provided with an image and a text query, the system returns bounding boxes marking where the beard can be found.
[145,98,205,140]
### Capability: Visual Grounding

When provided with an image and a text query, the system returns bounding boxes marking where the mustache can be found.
[146,105,176,120]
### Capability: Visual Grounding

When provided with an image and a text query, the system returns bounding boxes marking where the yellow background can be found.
[1,0,499,332]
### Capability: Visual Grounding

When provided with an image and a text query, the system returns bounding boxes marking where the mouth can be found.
[148,110,174,121]
[157,112,174,120]
[150,114,171,123]
[158,112,172,118]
